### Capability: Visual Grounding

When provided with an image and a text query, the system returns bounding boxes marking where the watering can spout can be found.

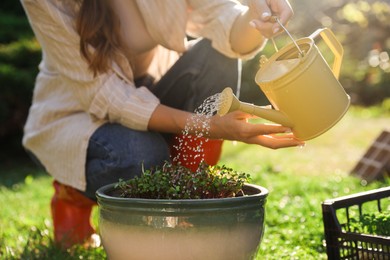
[217,88,294,128]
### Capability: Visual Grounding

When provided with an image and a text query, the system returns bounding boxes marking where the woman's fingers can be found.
[210,111,305,149]
[231,114,305,148]
[248,0,293,37]
[247,123,291,136]
[271,0,294,26]
[248,133,305,149]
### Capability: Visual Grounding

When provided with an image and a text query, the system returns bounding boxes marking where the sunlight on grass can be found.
[218,107,389,259]
[220,108,389,177]
[0,106,388,259]
[0,171,104,259]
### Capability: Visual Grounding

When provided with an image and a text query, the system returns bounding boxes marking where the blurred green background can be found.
[1,0,389,161]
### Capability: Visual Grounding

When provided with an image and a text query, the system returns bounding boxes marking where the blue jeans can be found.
[84,39,240,200]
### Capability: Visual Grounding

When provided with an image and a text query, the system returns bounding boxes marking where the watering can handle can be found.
[309,28,344,79]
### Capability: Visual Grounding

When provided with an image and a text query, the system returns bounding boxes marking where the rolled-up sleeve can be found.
[89,74,160,131]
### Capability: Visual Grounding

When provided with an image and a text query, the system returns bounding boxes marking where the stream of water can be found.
[171,93,222,169]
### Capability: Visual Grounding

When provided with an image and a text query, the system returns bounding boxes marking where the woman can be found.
[21,0,303,248]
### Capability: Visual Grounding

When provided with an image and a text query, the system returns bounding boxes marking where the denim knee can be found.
[84,123,170,200]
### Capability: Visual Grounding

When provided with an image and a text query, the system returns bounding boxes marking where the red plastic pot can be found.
[169,134,223,171]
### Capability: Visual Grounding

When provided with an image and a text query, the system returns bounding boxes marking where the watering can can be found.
[218,19,350,141]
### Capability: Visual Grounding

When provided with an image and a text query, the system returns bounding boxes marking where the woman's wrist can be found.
[184,113,213,138]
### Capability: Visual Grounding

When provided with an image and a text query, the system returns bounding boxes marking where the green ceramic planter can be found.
[96,183,268,260]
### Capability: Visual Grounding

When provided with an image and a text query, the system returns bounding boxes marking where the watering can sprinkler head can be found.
[217,87,294,128]
[217,87,241,116]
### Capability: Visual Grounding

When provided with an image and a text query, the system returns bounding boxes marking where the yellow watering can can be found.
[218,19,350,141]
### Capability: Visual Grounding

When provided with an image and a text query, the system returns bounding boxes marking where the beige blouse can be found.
[21,0,262,191]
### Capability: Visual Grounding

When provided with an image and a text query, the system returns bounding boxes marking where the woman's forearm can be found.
[147,104,191,134]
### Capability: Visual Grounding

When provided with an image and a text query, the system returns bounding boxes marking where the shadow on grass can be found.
[0,150,48,188]
[6,227,107,260]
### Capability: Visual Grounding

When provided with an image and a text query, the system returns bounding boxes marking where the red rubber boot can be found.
[51,181,97,249]
[170,134,223,171]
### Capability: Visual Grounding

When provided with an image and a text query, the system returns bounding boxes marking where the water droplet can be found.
[172,93,222,169]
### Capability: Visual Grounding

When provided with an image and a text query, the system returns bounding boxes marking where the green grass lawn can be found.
[0,106,389,259]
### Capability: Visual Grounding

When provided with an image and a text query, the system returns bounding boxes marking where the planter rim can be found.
[96,183,268,206]
[97,184,268,259]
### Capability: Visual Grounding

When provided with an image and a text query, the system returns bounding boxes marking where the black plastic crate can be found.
[322,187,390,259]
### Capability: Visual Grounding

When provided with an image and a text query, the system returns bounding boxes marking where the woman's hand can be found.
[230,0,293,54]
[209,111,304,149]
[148,105,303,149]
[247,0,294,38]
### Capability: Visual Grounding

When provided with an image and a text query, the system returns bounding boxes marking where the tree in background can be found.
[0,2,40,158]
